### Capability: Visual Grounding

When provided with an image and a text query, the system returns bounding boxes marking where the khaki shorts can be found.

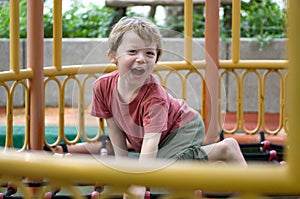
[156,114,208,161]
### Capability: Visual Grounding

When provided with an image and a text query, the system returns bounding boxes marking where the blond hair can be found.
[108,17,163,62]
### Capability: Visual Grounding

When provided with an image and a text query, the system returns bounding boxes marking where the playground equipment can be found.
[0,0,299,198]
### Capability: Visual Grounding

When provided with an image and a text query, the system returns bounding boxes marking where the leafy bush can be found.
[44,0,115,38]
[0,0,114,38]
[0,0,27,38]
[164,0,286,49]
[58,1,114,38]
[0,0,286,46]
[240,0,287,50]
[0,2,10,38]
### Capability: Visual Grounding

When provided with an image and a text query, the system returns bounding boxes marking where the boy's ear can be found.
[108,52,117,64]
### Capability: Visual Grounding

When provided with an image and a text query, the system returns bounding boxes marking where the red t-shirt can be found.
[91,70,197,152]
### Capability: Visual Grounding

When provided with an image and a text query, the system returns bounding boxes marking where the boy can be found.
[90,16,247,198]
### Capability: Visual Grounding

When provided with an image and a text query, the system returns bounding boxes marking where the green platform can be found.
[0,125,100,148]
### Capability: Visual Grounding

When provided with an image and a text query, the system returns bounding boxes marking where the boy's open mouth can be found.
[131,68,145,76]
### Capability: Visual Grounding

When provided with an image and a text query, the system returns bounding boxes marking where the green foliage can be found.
[0,0,287,47]
[0,2,10,38]
[44,0,114,38]
[0,0,29,38]
[19,0,27,38]
[193,12,205,38]
[0,0,114,38]
[164,0,286,50]
[240,0,287,50]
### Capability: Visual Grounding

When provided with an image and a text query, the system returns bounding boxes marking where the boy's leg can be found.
[201,137,247,166]
[49,138,114,155]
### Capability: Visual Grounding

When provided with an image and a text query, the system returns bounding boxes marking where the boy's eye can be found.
[128,50,137,54]
[127,49,156,57]
[146,51,156,56]
[147,51,155,55]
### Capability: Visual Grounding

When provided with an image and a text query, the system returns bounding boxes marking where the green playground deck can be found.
[0,125,100,148]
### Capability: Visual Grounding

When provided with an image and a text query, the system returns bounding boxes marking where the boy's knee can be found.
[223,137,239,149]
[219,138,240,158]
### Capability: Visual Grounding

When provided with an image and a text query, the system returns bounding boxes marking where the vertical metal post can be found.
[27,0,44,150]
[232,0,241,64]
[203,0,220,144]
[287,0,300,180]
[10,0,20,74]
[184,0,193,63]
[53,0,62,71]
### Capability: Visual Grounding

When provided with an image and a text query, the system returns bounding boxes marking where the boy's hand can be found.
[124,185,146,199]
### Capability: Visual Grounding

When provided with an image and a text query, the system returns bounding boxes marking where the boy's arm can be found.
[139,132,162,161]
[124,132,162,199]
[106,117,128,158]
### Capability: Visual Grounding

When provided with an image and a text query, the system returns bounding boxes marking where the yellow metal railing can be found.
[0,0,298,198]
[0,63,288,147]
[219,62,288,135]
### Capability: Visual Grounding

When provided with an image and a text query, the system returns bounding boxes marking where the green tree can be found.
[0,0,115,38]
[44,0,114,38]
[240,0,286,50]
[0,1,10,38]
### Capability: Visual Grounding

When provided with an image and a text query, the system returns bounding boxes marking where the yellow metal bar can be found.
[42,60,288,77]
[10,0,20,74]
[261,70,284,134]
[231,0,241,64]
[43,60,287,74]
[157,60,206,70]
[0,69,33,82]
[44,64,117,76]
[23,85,30,150]
[59,78,66,144]
[43,76,62,146]
[42,61,207,77]
[7,80,30,149]
[61,76,81,144]
[1,151,300,194]
[287,0,300,180]
[5,90,13,148]
[219,70,240,134]
[240,70,262,134]
[0,83,11,149]
[219,60,288,69]
[53,0,62,71]
[184,0,193,63]
[283,73,288,132]
[81,74,101,141]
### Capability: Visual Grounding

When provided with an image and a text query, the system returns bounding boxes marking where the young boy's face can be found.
[111,30,158,85]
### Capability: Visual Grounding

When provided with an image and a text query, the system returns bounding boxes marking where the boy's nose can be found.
[136,52,146,63]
